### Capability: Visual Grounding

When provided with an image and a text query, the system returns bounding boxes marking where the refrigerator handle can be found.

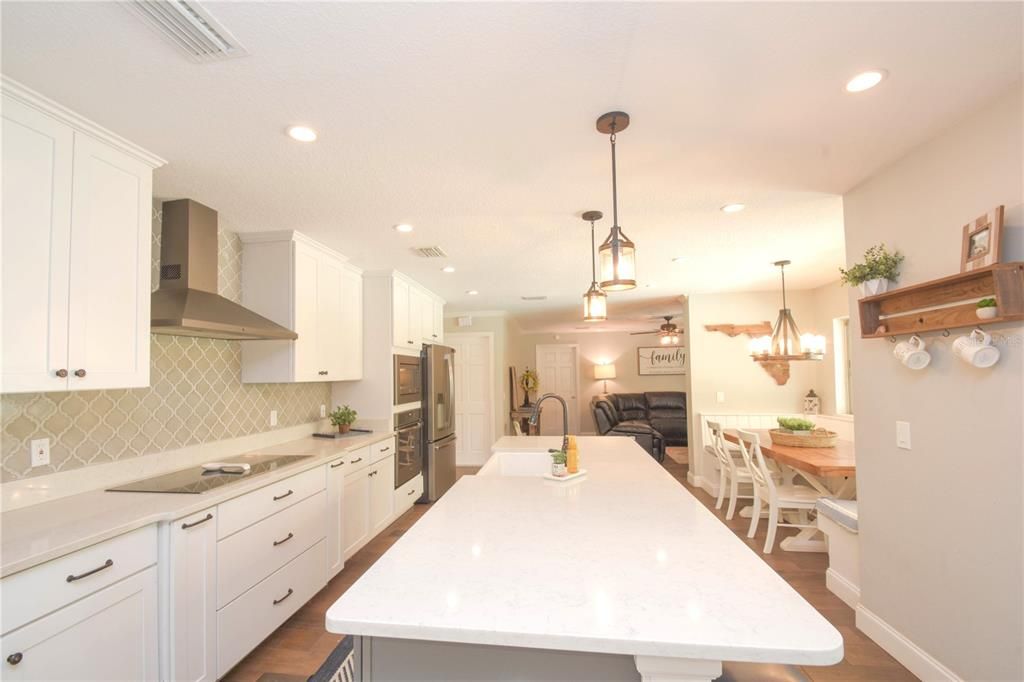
[445,352,455,431]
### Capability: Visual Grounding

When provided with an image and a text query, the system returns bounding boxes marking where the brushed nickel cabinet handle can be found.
[379,446,390,453]
[273,489,293,501]
[330,461,344,468]
[272,588,294,605]
[350,457,362,464]
[7,653,23,665]
[273,532,294,546]
[407,489,416,496]
[66,559,113,582]
[181,513,213,530]
[74,369,86,378]
[368,470,377,477]
[55,369,68,378]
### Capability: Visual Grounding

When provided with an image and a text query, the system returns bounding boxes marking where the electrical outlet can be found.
[896,421,911,450]
[30,438,50,467]
[320,404,327,419]
[270,410,278,427]
[716,391,726,404]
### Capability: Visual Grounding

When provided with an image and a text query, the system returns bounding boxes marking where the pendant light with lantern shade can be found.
[748,260,826,361]
[595,111,637,291]
[581,210,608,322]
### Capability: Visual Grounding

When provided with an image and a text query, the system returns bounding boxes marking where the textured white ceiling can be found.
[3,2,1021,325]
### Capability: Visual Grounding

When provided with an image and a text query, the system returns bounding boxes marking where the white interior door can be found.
[535,344,579,436]
[447,333,493,466]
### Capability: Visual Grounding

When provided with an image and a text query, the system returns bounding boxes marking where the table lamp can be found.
[594,363,616,393]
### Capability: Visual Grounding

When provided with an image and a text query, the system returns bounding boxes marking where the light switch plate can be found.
[896,421,911,450]
[270,410,278,427]
[716,391,726,404]
[30,438,50,467]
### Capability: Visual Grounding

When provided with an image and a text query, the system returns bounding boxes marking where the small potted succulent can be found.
[839,243,905,297]
[329,405,358,434]
[777,416,816,436]
[976,297,998,320]
[550,450,568,477]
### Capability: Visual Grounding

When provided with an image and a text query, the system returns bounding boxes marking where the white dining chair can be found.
[707,421,748,520]
[736,429,825,554]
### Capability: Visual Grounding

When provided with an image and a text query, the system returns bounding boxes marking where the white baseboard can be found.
[855,605,962,681]
[825,568,860,609]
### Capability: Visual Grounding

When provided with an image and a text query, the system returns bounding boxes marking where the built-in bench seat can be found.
[816,497,860,609]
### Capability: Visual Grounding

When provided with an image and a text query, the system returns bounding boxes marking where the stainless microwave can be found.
[393,354,423,405]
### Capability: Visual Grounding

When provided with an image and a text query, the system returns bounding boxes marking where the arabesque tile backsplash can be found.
[0,204,331,482]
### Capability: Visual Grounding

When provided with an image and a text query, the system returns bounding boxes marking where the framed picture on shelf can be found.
[637,346,687,375]
[960,205,1003,272]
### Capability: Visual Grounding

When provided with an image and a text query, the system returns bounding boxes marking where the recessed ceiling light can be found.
[286,125,317,142]
[466,290,479,296]
[441,265,455,273]
[845,70,887,93]
[720,203,745,213]
[393,224,414,233]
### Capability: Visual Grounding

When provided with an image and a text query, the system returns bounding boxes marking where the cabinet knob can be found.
[7,653,23,665]
[55,369,68,378]
[74,369,86,378]
[432,334,438,338]
[407,340,414,345]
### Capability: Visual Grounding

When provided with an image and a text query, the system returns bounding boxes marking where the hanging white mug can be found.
[953,329,1000,368]
[893,335,931,370]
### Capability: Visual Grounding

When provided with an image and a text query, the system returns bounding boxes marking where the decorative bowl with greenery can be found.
[550,450,567,477]
[520,368,539,407]
[839,244,905,296]
[777,416,817,435]
[329,405,358,433]
[976,297,998,320]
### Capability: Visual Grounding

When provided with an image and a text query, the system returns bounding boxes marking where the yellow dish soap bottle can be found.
[567,435,579,474]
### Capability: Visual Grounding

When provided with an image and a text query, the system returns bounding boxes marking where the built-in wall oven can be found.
[394,407,423,489]
[393,354,423,405]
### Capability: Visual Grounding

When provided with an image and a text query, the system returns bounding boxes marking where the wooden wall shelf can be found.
[859,262,1024,338]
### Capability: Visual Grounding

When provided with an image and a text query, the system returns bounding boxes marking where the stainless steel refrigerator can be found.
[421,343,457,502]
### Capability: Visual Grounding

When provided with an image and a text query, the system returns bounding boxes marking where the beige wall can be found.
[506,322,690,435]
[809,280,852,416]
[0,203,331,482]
[844,85,1022,680]
[444,314,511,442]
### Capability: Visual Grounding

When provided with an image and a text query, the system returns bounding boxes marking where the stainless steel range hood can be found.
[151,199,298,340]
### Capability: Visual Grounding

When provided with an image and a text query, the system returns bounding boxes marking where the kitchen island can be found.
[326,436,842,681]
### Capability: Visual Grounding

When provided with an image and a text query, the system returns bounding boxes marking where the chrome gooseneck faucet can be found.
[528,393,570,453]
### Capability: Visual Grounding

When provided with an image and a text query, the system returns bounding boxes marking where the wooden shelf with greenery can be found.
[858,262,1024,338]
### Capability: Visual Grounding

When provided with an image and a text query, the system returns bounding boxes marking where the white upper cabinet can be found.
[240,231,362,383]
[388,273,445,351]
[1,80,164,394]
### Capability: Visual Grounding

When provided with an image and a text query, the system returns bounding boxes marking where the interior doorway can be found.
[534,344,580,436]
[446,332,494,466]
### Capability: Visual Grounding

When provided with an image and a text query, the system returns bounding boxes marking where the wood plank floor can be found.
[224,459,916,682]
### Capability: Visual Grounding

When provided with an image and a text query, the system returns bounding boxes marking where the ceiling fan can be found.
[630,316,683,345]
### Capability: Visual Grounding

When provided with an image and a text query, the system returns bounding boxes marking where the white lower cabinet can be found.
[342,464,372,560]
[217,541,327,678]
[369,457,396,537]
[394,474,424,517]
[167,509,217,682]
[326,456,347,577]
[1,566,159,681]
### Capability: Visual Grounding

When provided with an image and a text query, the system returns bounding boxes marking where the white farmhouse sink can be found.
[477,450,553,477]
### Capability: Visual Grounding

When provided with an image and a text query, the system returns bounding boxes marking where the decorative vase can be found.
[551,462,567,477]
[860,278,890,297]
[521,393,532,408]
[976,306,998,320]
[337,423,351,434]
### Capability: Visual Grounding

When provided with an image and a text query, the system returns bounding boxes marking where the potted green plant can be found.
[329,405,358,433]
[976,297,998,320]
[550,450,568,477]
[839,243,905,296]
[777,416,816,436]
[520,367,539,407]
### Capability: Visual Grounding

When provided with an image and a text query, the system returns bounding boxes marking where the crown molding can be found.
[1,75,166,169]
[237,230,350,264]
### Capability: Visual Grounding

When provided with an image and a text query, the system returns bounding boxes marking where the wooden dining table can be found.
[724,429,857,552]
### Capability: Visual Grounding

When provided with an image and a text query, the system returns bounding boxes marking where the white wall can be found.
[843,85,1022,681]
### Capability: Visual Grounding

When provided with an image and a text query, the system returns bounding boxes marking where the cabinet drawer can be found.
[1,525,157,634]
[344,445,371,470]
[217,490,327,608]
[217,540,327,678]
[394,473,423,511]
[217,466,325,540]
[370,437,396,465]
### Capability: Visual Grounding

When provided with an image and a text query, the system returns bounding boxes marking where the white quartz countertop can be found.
[0,431,393,577]
[327,436,843,665]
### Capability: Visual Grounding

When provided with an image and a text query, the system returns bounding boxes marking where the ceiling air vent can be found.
[124,0,247,62]
[520,296,547,301]
[413,246,448,258]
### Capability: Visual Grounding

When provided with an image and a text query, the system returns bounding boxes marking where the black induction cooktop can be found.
[106,454,313,494]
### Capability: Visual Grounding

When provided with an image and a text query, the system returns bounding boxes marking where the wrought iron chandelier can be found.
[595,111,637,291]
[581,210,607,322]
[749,260,826,361]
